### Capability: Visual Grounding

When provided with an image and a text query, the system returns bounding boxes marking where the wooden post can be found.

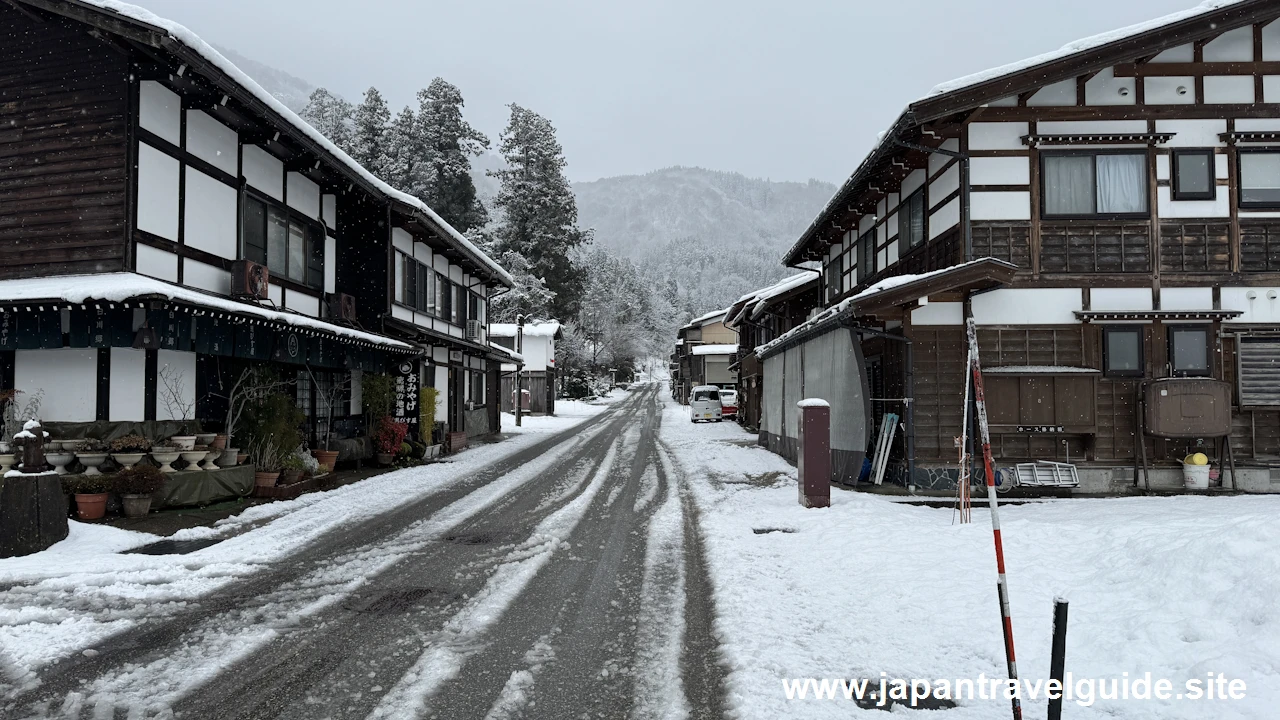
[20,419,44,474]
[1048,599,1070,720]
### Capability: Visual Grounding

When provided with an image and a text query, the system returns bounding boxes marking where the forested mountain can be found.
[214,45,316,114]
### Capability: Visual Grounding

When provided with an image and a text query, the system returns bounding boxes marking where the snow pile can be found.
[659,398,1280,719]
[691,343,738,356]
[489,322,562,339]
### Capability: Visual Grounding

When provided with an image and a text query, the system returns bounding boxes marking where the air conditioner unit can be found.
[465,319,482,340]
[231,259,269,300]
[329,293,357,323]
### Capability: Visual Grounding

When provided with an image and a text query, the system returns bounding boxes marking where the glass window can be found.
[858,229,875,283]
[904,190,926,247]
[266,206,288,278]
[241,192,322,289]
[1240,151,1280,207]
[1173,150,1214,200]
[439,277,452,321]
[401,253,416,307]
[286,222,306,283]
[1104,327,1143,377]
[1169,327,1209,376]
[242,197,267,265]
[1043,152,1148,217]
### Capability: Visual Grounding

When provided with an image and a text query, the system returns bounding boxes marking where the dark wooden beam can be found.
[1113,60,1280,76]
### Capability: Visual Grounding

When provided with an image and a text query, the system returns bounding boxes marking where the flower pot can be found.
[217,447,240,467]
[120,493,153,518]
[281,468,303,485]
[43,440,62,452]
[76,452,109,476]
[0,454,14,473]
[150,448,181,473]
[74,492,109,520]
[376,452,394,466]
[211,434,228,450]
[198,449,221,471]
[178,450,206,470]
[59,439,86,453]
[311,449,339,468]
[237,452,249,465]
[254,471,280,487]
[195,433,217,446]
[111,452,146,470]
[45,451,75,475]
[170,435,197,451]
[0,441,10,453]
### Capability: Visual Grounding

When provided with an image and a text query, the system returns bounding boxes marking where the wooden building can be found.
[779,0,1280,492]
[0,0,512,451]
[672,310,738,404]
[491,322,562,415]
[724,271,820,431]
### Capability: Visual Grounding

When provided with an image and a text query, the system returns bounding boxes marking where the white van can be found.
[689,385,723,422]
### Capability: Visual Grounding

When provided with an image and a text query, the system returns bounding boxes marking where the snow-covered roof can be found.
[692,344,739,356]
[63,0,512,287]
[489,341,523,364]
[746,272,819,320]
[685,309,728,328]
[488,322,562,339]
[0,273,413,350]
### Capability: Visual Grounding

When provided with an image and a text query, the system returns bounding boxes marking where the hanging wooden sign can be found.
[392,358,421,441]
[234,322,271,361]
[272,330,305,364]
[147,309,192,352]
[194,315,234,356]
[16,311,62,350]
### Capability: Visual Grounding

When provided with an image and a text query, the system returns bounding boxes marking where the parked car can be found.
[718,389,738,419]
[689,385,723,423]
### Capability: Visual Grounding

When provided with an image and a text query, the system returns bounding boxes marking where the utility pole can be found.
[515,315,525,427]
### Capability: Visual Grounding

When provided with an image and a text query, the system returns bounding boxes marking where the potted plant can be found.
[306,366,347,470]
[113,464,166,518]
[195,431,217,446]
[249,436,282,487]
[110,434,151,469]
[214,367,291,468]
[65,474,112,520]
[314,463,331,477]
[159,364,197,449]
[420,387,443,459]
[75,438,110,476]
[211,433,228,450]
[280,451,307,485]
[150,444,181,473]
[374,416,408,466]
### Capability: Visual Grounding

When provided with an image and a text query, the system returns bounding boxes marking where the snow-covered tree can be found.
[416,78,490,233]
[350,87,391,177]
[299,88,353,152]
[485,244,555,323]
[489,104,590,321]
[381,106,421,193]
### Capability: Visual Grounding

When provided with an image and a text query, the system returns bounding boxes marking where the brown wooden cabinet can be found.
[983,372,1099,435]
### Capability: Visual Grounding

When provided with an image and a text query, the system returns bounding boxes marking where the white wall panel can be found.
[322,194,337,230]
[968,123,1028,150]
[139,81,180,146]
[886,240,899,266]
[858,214,875,233]
[972,288,1082,325]
[1156,154,1170,181]
[886,212,898,239]
[972,157,1029,185]
[449,265,463,283]
[183,167,238,258]
[929,164,959,207]
[242,145,283,200]
[987,95,1018,107]
[413,241,432,263]
[433,254,448,273]
[109,348,146,421]
[1158,187,1229,218]
[1037,120,1147,135]
[1026,79,1076,106]
[324,236,337,294]
[900,168,926,197]
[156,350,196,422]
[135,243,178,282]
[911,301,963,326]
[435,367,448,421]
[287,291,320,317]
[1161,287,1213,311]
[1236,118,1280,131]
[392,228,413,254]
[1204,26,1254,62]
[928,139,958,174]
[1222,287,1280,323]
[1203,76,1254,104]
[1144,76,1196,104]
[1262,76,1280,102]
[928,198,959,240]
[391,304,413,322]
[1091,287,1153,312]
[183,259,231,295]
[1155,119,1226,147]
[137,143,179,240]
[1085,67,1136,106]
[1265,20,1280,59]
[971,191,1031,220]
[286,172,321,218]
[267,283,283,307]
[16,348,96,422]
[1150,44,1194,62]
[185,110,237,175]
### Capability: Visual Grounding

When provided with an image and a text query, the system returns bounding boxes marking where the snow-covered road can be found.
[0,384,725,720]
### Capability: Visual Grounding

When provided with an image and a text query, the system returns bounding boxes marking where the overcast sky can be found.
[141,0,1198,184]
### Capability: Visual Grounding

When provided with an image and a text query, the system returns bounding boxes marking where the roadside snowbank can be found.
[659,399,1280,719]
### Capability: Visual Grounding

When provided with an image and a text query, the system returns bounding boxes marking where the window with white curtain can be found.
[1240,150,1280,207]
[1042,151,1148,217]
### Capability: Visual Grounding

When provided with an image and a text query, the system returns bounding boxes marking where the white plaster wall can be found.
[324,236,337,294]
[183,259,231,295]
[350,369,363,415]
[1155,119,1226,147]
[1161,287,1213,311]
[242,145,283,200]
[185,110,237,176]
[413,241,433,264]
[1222,287,1280,323]
[886,212,898,240]
[139,81,180,146]
[267,284,283,307]
[449,265,463,283]
[392,228,413,254]
[972,157,1029,185]
[929,164,959,207]
[109,347,146,421]
[322,194,337,230]
[1037,120,1147,135]
[184,167,238,258]
[156,349,197,422]
[972,288,1083,325]
[1204,26,1254,62]
[928,139,958,174]
[928,198,959,240]
[1236,118,1280,131]
[435,366,449,422]
[1091,287,1153,312]
[391,304,413,322]
[1026,79,1075,106]
[968,123,1028,150]
[911,301,963,326]
[858,214,875,234]
[287,291,320,317]
[16,348,96,422]
[1085,67,1136,106]
[900,169,926,197]
[1261,77,1280,102]
[1265,19,1280,59]
[135,243,178,282]
[1145,77,1196,104]
[1203,76,1254,104]
[286,172,321,218]
[432,347,448,364]
[1150,44,1194,62]
[971,191,1031,220]
[886,239,899,266]
[877,247,888,269]
[1158,187,1229,218]
[137,143,179,240]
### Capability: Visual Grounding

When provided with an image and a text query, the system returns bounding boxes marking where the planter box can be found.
[251,475,319,501]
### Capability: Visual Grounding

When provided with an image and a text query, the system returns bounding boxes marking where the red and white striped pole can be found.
[967,317,1022,720]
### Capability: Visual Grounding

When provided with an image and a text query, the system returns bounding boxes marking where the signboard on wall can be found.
[272,330,305,364]
[392,359,420,441]
[195,316,234,356]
